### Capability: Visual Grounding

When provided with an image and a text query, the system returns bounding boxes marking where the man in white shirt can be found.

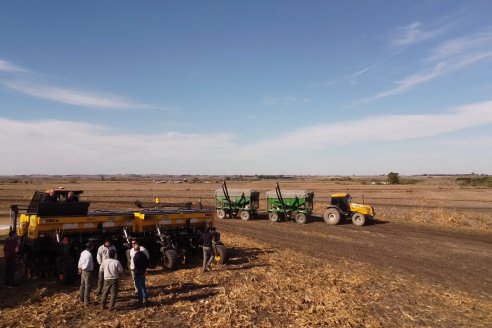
[128,239,149,294]
[95,239,117,297]
[77,242,94,306]
[99,249,123,310]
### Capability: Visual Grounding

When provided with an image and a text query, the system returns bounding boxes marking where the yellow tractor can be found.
[323,193,375,227]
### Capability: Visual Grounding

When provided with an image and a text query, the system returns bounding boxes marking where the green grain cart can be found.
[266,183,314,224]
[214,181,260,221]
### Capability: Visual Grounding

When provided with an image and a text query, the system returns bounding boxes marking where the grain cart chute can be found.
[10,189,135,284]
[266,183,314,224]
[323,193,375,226]
[214,181,260,220]
[132,201,228,270]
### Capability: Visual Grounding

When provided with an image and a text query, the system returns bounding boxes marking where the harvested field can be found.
[0,177,491,327]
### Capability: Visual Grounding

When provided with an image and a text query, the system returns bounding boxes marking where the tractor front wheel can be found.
[240,210,251,221]
[216,209,226,219]
[163,249,179,270]
[352,213,366,227]
[324,208,341,225]
[269,212,280,222]
[295,213,307,224]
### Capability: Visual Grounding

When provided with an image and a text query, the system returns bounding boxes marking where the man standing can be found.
[133,244,150,307]
[78,242,94,306]
[3,230,18,287]
[199,228,215,272]
[128,239,149,294]
[95,239,116,297]
[99,249,123,311]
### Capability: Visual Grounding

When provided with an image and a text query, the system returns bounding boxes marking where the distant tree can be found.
[387,172,400,184]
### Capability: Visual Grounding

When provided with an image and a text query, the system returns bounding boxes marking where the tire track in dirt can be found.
[217,218,492,298]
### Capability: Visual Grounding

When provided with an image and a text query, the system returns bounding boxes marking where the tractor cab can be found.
[27,189,88,217]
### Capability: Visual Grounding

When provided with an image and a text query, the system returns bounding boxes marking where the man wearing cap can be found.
[95,239,117,297]
[78,242,94,306]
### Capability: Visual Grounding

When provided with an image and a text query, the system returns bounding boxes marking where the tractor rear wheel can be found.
[295,213,307,224]
[214,244,228,264]
[269,212,279,222]
[163,249,178,270]
[240,210,251,221]
[216,209,226,219]
[324,208,341,225]
[352,213,366,227]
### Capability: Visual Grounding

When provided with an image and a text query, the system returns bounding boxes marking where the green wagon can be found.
[266,183,314,224]
[214,181,260,221]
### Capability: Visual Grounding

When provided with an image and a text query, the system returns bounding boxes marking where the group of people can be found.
[78,238,149,310]
[42,190,79,203]
[3,226,218,311]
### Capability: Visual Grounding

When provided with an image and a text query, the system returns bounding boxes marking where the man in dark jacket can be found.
[3,230,18,287]
[133,244,150,306]
[198,228,214,272]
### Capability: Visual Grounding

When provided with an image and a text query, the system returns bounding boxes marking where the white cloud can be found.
[1,100,491,174]
[391,21,446,46]
[246,99,492,153]
[0,59,28,73]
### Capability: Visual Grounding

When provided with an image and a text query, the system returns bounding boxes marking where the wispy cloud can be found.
[427,30,492,61]
[391,21,446,47]
[264,96,311,107]
[349,65,374,85]
[0,59,29,73]
[1,80,157,110]
[0,57,158,110]
[365,51,492,101]
[356,29,492,105]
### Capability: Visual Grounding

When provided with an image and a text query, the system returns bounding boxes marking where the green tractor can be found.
[266,183,314,224]
[214,181,260,221]
[323,193,375,227]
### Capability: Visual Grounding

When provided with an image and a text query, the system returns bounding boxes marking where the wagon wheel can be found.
[352,213,366,227]
[324,208,341,225]
[269,212,279,222]
[295,213,307,224]
[240,210,251,221]
[216,209,226,219]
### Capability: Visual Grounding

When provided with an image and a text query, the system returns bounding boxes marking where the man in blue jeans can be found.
[132,243,149,307]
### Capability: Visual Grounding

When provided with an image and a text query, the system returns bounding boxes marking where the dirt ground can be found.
[0,178,491,327]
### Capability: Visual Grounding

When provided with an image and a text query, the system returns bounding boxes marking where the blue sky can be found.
[1,1,491,175]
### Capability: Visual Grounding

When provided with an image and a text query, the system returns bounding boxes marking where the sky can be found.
[1,1,491,175]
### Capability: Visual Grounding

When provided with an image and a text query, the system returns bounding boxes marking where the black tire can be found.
[240,210,251,221]
[324,208,341,225]
[163,249,178,270]
[214,244,228,265]
[269,212,279,222]
[352,213,366,227]
[216,209,226,219]
[295,213,307,224]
